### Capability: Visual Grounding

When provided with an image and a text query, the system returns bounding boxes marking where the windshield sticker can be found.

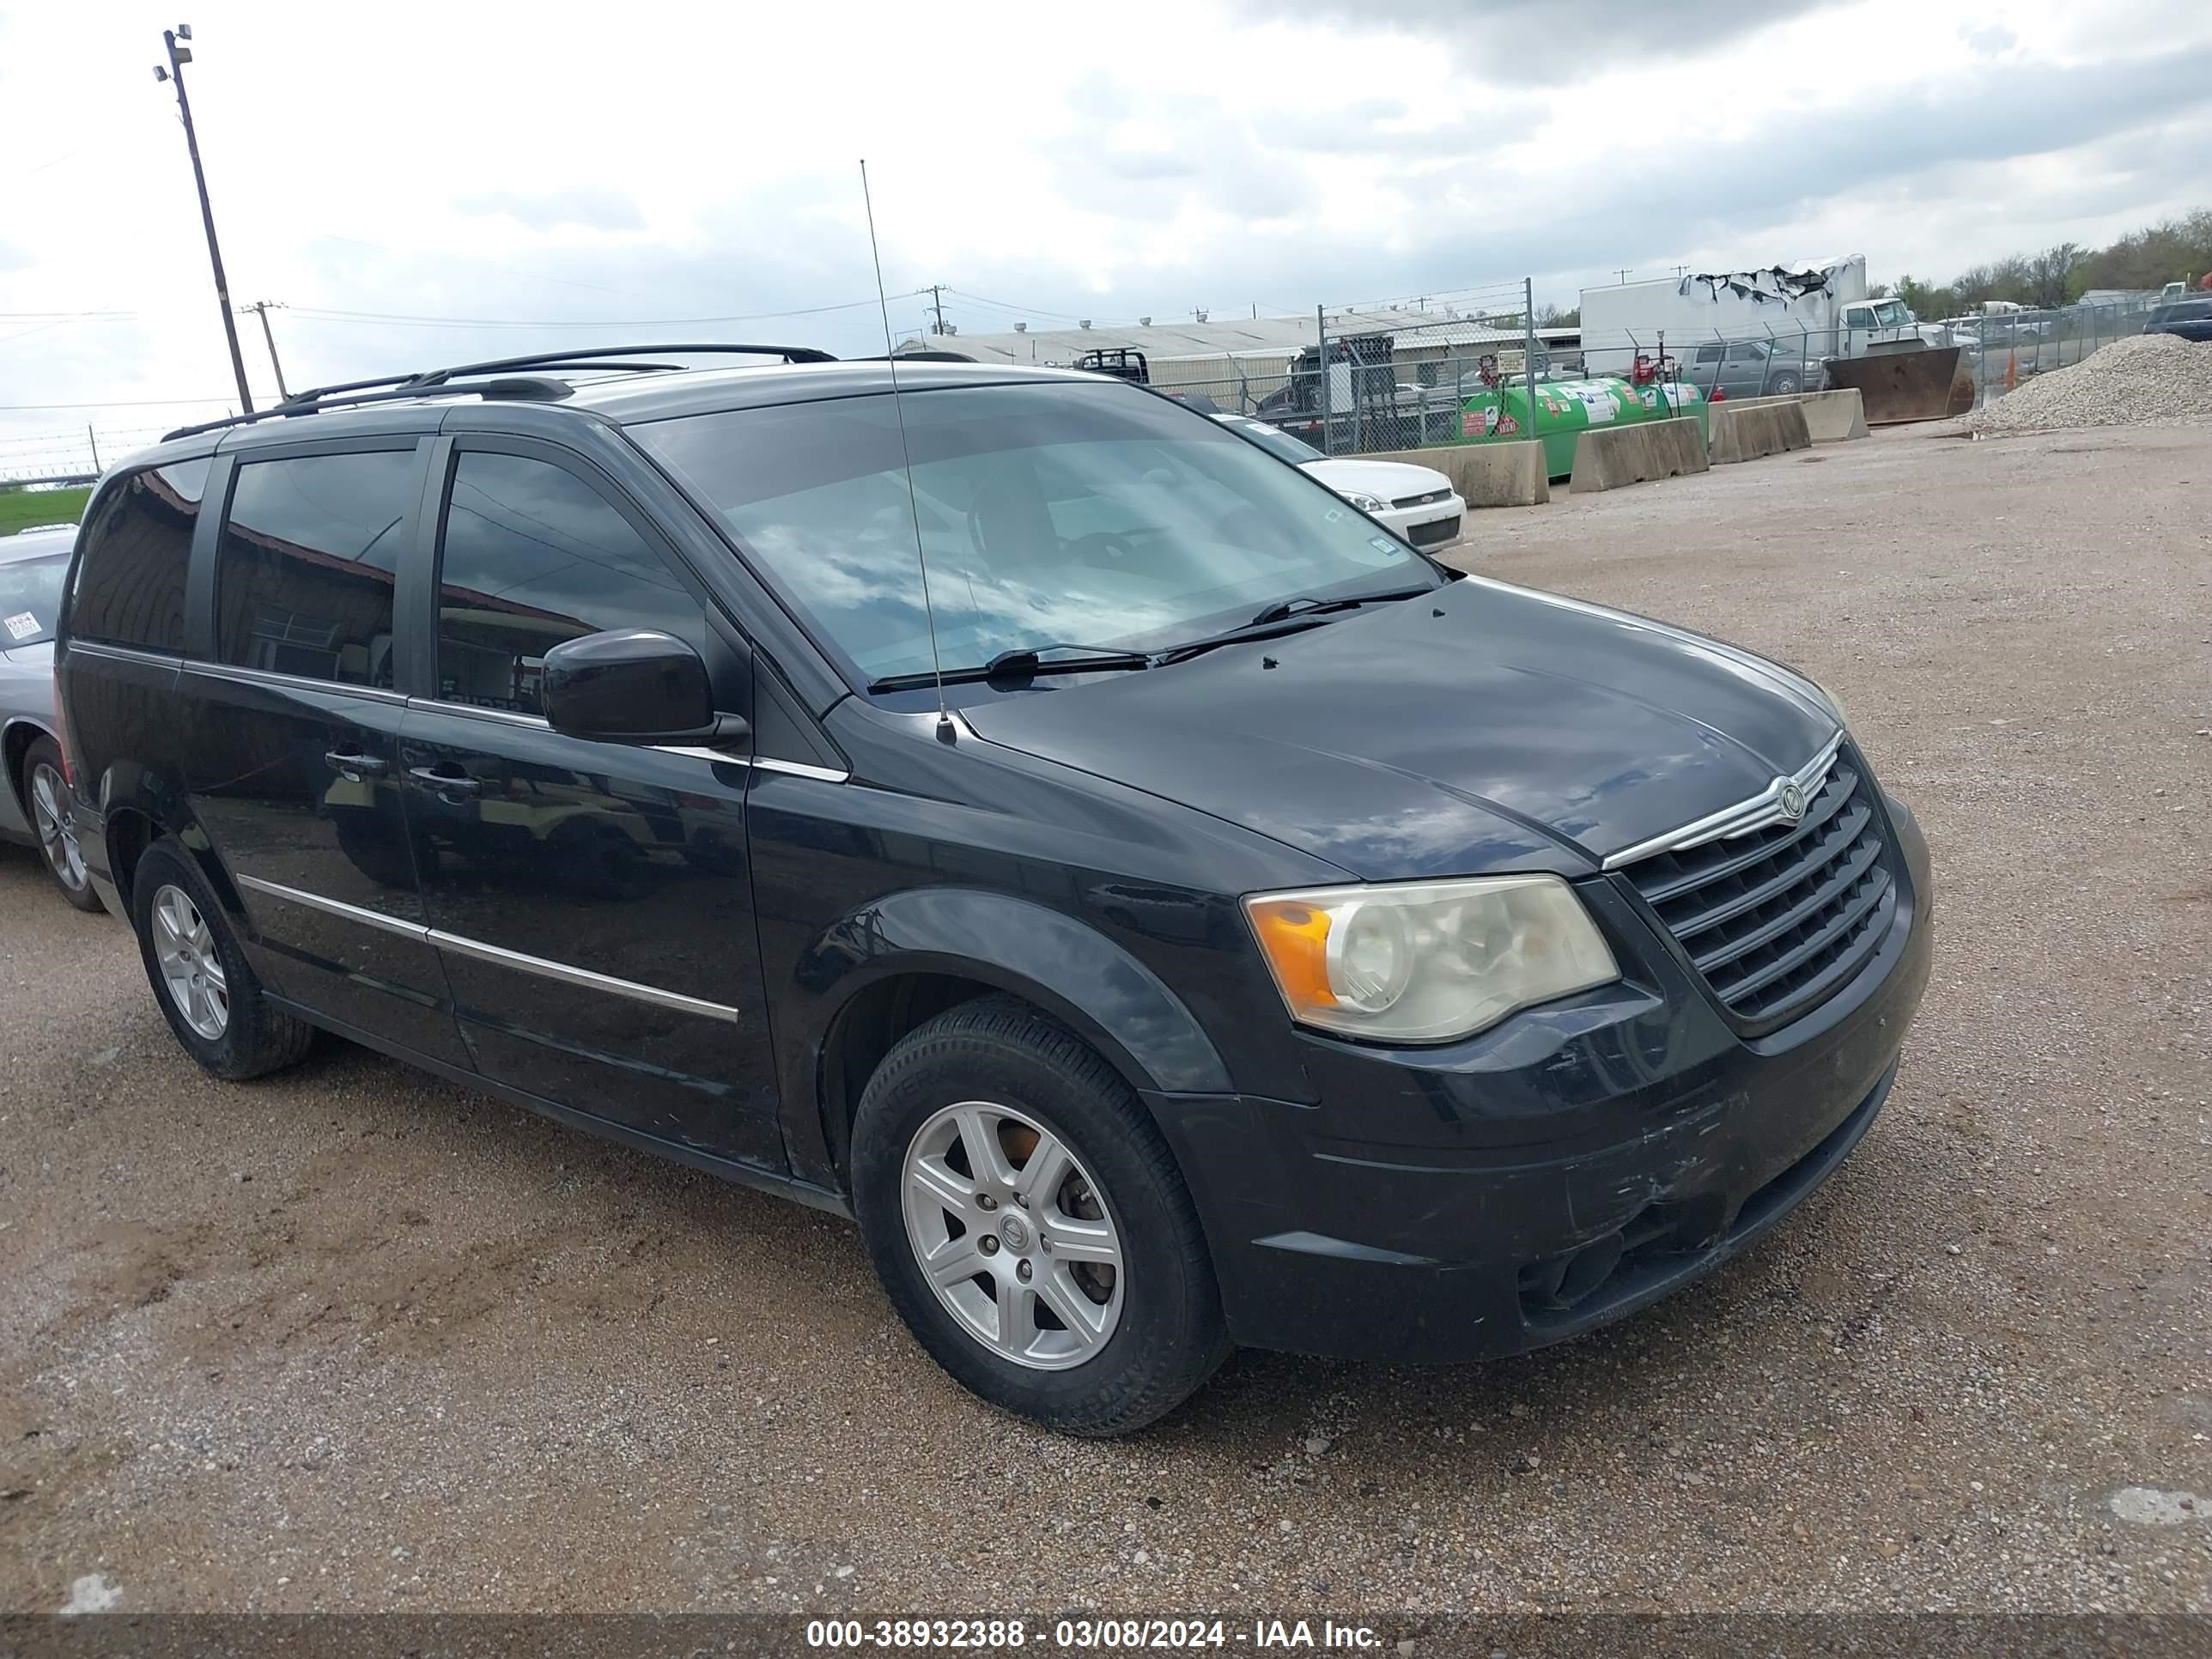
[3,611,39,641]
[1323,506,1346,523]
[1369,536,1400,556]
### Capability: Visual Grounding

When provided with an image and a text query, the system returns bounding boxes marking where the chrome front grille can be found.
[1620,744,1896,1026]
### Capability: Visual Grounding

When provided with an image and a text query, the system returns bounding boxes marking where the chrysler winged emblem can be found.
[1776,779,1808,822]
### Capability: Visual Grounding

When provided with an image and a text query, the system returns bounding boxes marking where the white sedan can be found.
[1212,415,1465,550]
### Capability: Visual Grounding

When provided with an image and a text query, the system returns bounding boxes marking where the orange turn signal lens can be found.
[1243,897,1337,1013]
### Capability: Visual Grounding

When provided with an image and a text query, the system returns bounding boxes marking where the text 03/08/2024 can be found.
[805,1619,1389,1650]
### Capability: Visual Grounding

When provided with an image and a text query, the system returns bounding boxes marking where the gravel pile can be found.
[1964,331,2212,434]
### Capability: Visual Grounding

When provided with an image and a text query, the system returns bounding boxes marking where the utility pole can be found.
[242,300,289,399]
[87,426,101,472]
[927,285,947,335]
[154,24,253,414]
[1617,268,1632,285]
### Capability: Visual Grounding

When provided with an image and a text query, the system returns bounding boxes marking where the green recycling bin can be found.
[1454,377,1709,482]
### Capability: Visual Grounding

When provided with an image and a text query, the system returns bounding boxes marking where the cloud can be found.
[1245,0,1848,81]
[451,186,646,234]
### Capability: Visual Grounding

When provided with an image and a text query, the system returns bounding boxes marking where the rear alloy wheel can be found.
[852,995,1229,1437]
[150,884,229,1041]
[130,836,314,1080]
[21,738,100,913]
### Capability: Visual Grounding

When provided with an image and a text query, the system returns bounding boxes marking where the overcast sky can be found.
[4,0,2209,470]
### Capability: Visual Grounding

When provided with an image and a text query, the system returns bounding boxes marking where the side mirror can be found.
[540,629,750,747]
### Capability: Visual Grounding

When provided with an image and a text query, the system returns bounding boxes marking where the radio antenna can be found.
[860,158,954,743]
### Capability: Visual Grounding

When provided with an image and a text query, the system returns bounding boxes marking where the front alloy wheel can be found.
[850,995,1229,1436]
[902,1100,1127,1369]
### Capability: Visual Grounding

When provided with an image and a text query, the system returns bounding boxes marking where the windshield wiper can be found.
[1248,587,1430,627]
[1156,586,1433,666]
[866,643,1152,694]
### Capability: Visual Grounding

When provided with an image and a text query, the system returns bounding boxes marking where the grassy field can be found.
[0,488,91,536]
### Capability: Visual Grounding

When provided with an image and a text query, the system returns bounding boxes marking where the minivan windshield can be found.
[636,381,1436,685]
[0,549,71,650]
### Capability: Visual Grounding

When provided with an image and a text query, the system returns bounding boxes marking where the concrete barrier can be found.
[1726,387,1868,442]
[1568,417,1710,493]
[1709,400,1814,464]
[1357,442,1549,507]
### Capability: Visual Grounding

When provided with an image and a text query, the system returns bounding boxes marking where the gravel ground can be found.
[1,423,2208,1618]
[1962,331,2212,434]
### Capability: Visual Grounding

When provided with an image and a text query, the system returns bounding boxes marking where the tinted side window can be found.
[67,459,210,652]
[214,450,418,687]
[434,451,702,717]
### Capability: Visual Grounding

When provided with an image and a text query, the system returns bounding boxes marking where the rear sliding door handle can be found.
[407,766,483,798]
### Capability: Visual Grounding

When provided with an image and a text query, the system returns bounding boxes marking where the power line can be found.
[0,397,235,410]
[286,292,927,331]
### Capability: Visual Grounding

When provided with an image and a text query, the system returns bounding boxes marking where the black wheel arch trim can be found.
[782,887,1235,1188]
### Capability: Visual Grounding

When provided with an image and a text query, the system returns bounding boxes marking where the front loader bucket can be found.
[1822,346,1972,424]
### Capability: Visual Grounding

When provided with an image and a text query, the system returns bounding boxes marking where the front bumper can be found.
[1148,791,1934,1364]
[1376,494,1466,550]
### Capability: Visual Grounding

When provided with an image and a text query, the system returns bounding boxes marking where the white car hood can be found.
[1300,456,1455,503]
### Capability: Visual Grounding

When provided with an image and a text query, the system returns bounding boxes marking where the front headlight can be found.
[1243,875,1620,1043]
[1346,492,1389,514]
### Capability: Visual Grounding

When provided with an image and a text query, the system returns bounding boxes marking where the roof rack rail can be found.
[162,375,584,441]
[161,342,837,442]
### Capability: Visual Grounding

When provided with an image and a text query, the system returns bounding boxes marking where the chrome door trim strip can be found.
[403,701,848,781]
[234,873,430,939]
[59,640,184,670]
[234,873,740,1023]
[406,697,549,728]
[651,744,849,781]
[425,928,743,1023]
[184,659,410,706]
[1601,731,1846,872]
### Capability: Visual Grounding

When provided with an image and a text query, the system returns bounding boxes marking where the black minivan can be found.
[56,347,1932,1435]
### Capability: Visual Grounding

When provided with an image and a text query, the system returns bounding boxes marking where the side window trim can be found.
[183,453,235,663]
[428,435,729,720]
[423,436,845,773]
[64,456,216,657]
[203,438,428,690]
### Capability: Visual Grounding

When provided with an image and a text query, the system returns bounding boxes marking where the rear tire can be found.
[20,738,101,913]
[851,995,1229,1437]
[130,836,313,1080]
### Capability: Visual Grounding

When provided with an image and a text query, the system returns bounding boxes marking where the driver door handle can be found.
[325,750,389,778]
[407,765,483,798]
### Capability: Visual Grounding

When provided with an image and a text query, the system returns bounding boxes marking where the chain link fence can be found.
[1147,289,2174,459]
[7,293,2175,494]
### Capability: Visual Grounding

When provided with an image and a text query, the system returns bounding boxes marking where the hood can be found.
[1302,456,1453,502]
[962,579,1839,881]
[0,638,53,675]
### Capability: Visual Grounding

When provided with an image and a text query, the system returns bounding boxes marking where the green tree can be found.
[2023,242,2082,308]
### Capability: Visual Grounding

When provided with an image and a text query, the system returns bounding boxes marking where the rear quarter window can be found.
[66,459,211,652]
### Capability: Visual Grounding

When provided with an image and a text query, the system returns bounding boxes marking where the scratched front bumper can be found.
[1143,793,1934,1364]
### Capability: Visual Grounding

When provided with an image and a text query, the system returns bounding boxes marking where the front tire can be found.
[21,738,101,913]
[851,996,1229,1437]
[1769,374,1802,395]
[130,836,313,1080]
